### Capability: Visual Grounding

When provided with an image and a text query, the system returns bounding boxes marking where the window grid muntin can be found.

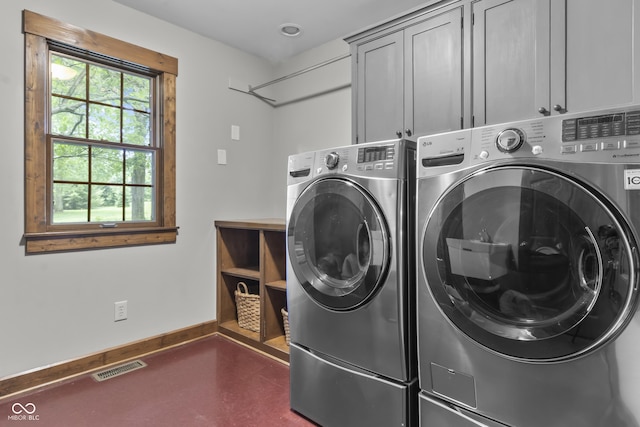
[50,51,154,146]
[50,136,157,225]
[48,50,157,226]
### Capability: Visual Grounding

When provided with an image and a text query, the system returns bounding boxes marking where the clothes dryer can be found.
[416,106,640,427]
[287,139,417,427]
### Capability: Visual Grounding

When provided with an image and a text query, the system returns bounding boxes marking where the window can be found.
[23,10,178,253]
[51,53,155,225]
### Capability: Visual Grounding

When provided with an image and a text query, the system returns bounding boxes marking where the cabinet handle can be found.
[538,107,550,116]
[405,129,413,137]
[396,131,403,138]
[553,104,566,113]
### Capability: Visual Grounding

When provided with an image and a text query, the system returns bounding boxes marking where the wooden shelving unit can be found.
[215,219,289,362]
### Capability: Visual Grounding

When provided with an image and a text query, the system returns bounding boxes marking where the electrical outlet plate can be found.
[114,301,127,321]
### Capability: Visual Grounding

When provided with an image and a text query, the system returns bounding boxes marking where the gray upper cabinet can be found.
[354,31,404,144]
[473,0,640,126]
[348,0,639,139]
[405,7,465,138]
[471,0,548,126]
[560,0,639,114]
[348,1,467,144]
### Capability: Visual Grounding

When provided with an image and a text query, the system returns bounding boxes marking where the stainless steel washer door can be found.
[288,177,390,310]
[421,165,638,361]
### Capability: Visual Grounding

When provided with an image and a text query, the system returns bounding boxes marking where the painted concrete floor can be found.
[0,334,316,426]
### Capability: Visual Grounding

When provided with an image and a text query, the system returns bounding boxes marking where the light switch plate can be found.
[217,149,227,165]
[231,125,240,141]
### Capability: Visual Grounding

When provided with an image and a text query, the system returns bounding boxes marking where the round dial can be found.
[496,128,525,153]
[325,152,340,169]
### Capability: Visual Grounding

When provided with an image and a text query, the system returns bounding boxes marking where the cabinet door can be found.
[472,0,550,126]
[552,0,638,114]
[405,6,464,138]
[355,31,404,143]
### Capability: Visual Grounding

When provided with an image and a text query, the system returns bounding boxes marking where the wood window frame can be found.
[22,10,178,254]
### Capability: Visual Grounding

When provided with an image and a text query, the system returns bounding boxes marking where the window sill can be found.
[24,227,179,254]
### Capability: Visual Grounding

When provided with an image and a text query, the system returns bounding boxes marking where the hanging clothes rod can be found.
[249,53,351,92]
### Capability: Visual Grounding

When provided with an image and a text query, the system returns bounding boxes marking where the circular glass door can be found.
[422,165,637,361]
[288,178,390,310]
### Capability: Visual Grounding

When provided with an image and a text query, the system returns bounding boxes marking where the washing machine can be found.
[286,139,417,427]
[416,105,640,427]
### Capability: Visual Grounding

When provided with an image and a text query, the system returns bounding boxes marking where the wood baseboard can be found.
[0,320,218,399]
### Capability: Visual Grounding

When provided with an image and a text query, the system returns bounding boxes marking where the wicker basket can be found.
[235,282,260,332]
[281,308,290,346]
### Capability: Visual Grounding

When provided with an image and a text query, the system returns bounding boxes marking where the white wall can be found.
[0,0,281,378]
[271,39,353,217]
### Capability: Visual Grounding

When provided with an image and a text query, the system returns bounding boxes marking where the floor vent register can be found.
[92,360,147,382]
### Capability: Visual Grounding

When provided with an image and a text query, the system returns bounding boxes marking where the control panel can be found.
[562,111,640,142]
[418,105,640,175]
[313,139,409,178]
[560,110,640,154]
[468,105,640,164]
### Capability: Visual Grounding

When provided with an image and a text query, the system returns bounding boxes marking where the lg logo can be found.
[624,170,640,190]
[628,176,640,186]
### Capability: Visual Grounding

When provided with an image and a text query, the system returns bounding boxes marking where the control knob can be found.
[496,128,525,153]
[325,152,340,169]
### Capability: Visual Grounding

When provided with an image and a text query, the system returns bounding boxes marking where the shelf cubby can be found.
[215,219,288,362]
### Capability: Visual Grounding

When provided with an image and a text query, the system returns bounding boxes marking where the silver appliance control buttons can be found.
[625,140,640,149]
[496,128,525,152]
[601,141,620,151]
[324,152,339,169]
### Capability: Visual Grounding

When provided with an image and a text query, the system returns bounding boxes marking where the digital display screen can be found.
[563,113,628,141]
[358,146,392,163]
[577,114,624,126]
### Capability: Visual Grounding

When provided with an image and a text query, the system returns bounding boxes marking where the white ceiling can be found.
[113,0,430,63]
